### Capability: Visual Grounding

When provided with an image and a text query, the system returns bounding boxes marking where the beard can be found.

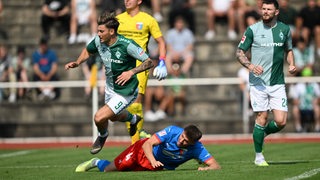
[262,14,274,24]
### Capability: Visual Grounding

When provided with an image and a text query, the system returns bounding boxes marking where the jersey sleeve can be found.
[238,27,254,52]
[155,126,175,143]
[127,41,149,62]
[149,17,163,39]
[193,142,213,163]
[285,26,293,51]
[86,39,98,54]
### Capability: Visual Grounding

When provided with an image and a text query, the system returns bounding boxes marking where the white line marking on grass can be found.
[0,150,33,158]
[284,168,320,180]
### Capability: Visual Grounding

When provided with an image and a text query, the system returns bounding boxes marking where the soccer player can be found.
[117,0,167,144]
[65,13,154,154]
[236,0,296,166]
[75,125,221,172]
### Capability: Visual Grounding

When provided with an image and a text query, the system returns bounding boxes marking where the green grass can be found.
[1,142,320,180]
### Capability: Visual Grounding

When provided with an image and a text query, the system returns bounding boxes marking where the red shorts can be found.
[114,138,163,171]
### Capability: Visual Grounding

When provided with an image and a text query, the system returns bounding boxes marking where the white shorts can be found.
[104,86,138,114]
[249,84,288,112]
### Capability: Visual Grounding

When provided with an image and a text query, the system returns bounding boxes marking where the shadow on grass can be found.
[268,160,309,165]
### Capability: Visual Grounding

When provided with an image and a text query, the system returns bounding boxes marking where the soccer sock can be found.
[264,120,283,136]
[126,102,144,144]
[97,160,110,172]
[253,123,265,153]
[121,111,134,123]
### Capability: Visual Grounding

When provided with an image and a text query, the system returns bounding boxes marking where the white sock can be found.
[130,115,137,125]
[99,131,109,138]
[255,152,265,161]
[94,159,100,166]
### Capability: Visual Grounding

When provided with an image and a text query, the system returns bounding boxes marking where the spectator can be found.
[11,46,32,100]
[289,71,320,133]
[243,0,262,27]
[0,0,8,40]
[32,37,60,101]
[204,0,240,40]
[0,44,16,103]
[68,0,98,44]
[41,0,71,40]
[278,0,298,41]
[166,16,194,75]
[166,63,187,117]
[144,66,171,122]
[237,66,253,116]
[166,0,196,34]
[295,0,320,57]
[142,0,164,22]
[81,54,105,100]
[292,36,315,77]
[99,0,125,15]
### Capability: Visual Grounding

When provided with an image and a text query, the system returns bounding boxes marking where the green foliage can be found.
[0,143,320,180]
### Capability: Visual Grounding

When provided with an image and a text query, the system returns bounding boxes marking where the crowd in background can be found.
[0,0,319,132]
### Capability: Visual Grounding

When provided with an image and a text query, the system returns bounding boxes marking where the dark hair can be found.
[39,37,48,45]
[184,125,202,144]
[17,45,26,54]
[97,12,120,33]
[263,0,279,9]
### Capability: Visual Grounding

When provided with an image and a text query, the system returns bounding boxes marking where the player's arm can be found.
[236,48,263,75]
[198,157,221,171]
[142,134,164,168]
[153,36,167,80]
[286,49,296,74]
[116,58,154,86]
[65,48,91,70]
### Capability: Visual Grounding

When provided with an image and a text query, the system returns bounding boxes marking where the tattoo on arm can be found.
[236,49,251,68]
[131,59,154,75]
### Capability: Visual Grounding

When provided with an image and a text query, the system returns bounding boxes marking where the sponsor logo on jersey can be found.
[136,22,143,30]
[158,130,167,136]
[240,35,246,44]
[261,43,284,47]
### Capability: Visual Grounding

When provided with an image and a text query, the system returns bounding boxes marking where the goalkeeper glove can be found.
[153,59,167,80]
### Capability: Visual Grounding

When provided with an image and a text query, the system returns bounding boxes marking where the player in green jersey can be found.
[65,13,154,155]
[236,0,296,166]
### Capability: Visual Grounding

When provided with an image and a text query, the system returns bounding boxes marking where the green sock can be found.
[264,120,283,136]
[253,124,265,153]
[121,111,133,122]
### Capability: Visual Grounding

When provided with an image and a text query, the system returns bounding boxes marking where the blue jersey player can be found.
[75,125,221,172]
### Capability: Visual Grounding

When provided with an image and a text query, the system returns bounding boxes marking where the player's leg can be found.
[91,105,115,154]
[265,85,288,136]
[250,86,269,166]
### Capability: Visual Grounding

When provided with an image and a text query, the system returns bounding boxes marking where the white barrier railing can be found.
[1,76,320,140]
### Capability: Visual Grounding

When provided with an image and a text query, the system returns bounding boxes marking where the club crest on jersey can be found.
[136,22,143,30]
[240,35,246,44]
[115,50,121,59]
[137,47,144,56]
[279,31,284,40]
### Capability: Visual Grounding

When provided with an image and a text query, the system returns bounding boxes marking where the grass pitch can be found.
[0,142,320,180]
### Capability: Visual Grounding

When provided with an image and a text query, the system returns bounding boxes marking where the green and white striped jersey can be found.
[238,21,292,86]
[86,34,149,96]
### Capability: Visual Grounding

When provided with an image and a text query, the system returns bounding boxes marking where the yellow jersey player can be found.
[117,0,167,144]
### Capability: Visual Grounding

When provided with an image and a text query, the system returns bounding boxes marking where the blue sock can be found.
[97,160,110,172]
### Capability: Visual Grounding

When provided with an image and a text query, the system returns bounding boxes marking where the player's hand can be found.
[116,70,134,86]
[150,160,164,168]
[65,62,79,70]
[250,65,263,76]
[153,59,167,80]
[288,65,296,74]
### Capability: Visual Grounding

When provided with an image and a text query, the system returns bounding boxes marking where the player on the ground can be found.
[75,124,221,172]
[117,0,167,144]
[65,13,154,154]
[236,0,296,166]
